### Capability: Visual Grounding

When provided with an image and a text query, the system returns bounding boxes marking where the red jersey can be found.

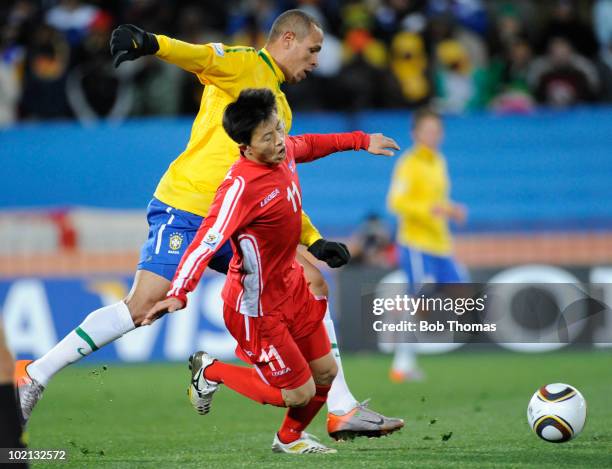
[167,131,370,317]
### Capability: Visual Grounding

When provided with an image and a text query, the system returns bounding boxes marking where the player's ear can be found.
[282,31,296,48]
[239,144,249,156]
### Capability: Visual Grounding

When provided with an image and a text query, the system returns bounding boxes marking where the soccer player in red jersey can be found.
[144,88,400,453]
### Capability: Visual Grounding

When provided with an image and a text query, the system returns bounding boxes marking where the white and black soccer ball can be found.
[527,383,587,443]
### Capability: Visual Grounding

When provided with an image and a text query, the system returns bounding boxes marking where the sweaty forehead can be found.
[253,113,280,138]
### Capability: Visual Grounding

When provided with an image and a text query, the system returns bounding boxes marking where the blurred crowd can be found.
[1,0,612,126]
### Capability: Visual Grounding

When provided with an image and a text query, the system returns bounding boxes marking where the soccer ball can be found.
[527,383,587,443]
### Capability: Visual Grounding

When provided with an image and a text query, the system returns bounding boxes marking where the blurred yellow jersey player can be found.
[387,108,468,383]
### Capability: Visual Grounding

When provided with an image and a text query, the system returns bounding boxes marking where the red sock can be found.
[277,384,331,444]
[204,361,285,407]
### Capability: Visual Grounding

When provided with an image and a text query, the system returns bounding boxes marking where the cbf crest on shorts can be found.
[168,232,184,253]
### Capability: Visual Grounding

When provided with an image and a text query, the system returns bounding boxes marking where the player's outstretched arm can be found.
[110,24,159,68]
[111,24,233,77]
[289,132,399,163]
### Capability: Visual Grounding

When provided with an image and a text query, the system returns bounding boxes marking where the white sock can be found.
[391,342,417,373]
[323,306,359,414]
[27,302,135,386]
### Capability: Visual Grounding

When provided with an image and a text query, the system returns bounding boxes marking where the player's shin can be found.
[323,307,358,414]
[204,361,285,407]
[278,384,331,444]
[26,302,134,386]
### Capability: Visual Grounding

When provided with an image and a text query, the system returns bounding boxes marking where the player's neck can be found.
[263,43,289,79]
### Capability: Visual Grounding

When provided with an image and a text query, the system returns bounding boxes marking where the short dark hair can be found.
[412,107,442,130]
[267,9,321,43]
[223,88,277,145]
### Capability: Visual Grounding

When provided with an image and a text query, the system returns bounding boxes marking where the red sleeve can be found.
[166,174,252,306]
[286,131,371,163]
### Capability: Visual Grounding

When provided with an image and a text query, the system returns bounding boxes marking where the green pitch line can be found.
[27,351,612,468]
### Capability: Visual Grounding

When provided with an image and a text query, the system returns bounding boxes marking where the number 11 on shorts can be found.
[259,345,286,372]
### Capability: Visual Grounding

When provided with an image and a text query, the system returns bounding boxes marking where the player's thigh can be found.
[124,270,171,325]
[296,250,328,297]
[294,320,335,385]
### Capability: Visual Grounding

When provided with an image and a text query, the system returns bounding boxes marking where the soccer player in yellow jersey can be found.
[387,108,468,382]
[16,10,403,441]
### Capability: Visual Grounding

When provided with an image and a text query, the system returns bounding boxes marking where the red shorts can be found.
[223,293,330,390]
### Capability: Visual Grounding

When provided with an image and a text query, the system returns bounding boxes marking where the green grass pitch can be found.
[26,350,612,468]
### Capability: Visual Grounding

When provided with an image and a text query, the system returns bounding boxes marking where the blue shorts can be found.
[137,198,233,281]
[398,245,468,292]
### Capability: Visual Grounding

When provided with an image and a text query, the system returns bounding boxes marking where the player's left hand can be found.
[142,297,185,326]
[450,203,468,225]
[367,133,400,157]
[308,239,351,268]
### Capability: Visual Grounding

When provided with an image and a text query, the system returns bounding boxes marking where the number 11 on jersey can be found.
[286,181,301,212]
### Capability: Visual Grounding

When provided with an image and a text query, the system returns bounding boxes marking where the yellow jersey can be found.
[387,144,453,256]
[153,36,321,246]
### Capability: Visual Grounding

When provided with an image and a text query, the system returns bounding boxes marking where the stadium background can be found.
[2,1,612,466]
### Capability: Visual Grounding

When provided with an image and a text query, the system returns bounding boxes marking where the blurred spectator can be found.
[539,0,598,58]
[528,36,600,108]
[1,0,611,120]
[174,5,224,116]
[20,24,71,120]
[374,0,428,43]
[433,39,489,113]
[426,12,488,69]
[594,0,612,52]
[45,0,101,48]
[349,213,395,268]
[388,31,431,106]
[228,0,281,49]
[66,11,135,123]
[488,2,532,56]
[490,37,536,114]
[333,29,393,110]
[594,0,612,101]
[0,26,24,126]
[428,0,489,37]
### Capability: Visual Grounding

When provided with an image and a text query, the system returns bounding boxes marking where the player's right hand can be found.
[110,24,159,68]
[142,296,185,326]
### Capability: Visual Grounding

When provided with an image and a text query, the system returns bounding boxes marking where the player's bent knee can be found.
[282,381,316,407]
[313,361,338,386]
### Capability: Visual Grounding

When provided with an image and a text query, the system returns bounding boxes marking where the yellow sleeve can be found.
[387,156,433,218]
[155,36,255,90]
[300,211,323,247]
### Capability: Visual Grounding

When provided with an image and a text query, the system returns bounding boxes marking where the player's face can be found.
[285,26,323,83]
[246,112,286,165]
[413,117,444,149]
